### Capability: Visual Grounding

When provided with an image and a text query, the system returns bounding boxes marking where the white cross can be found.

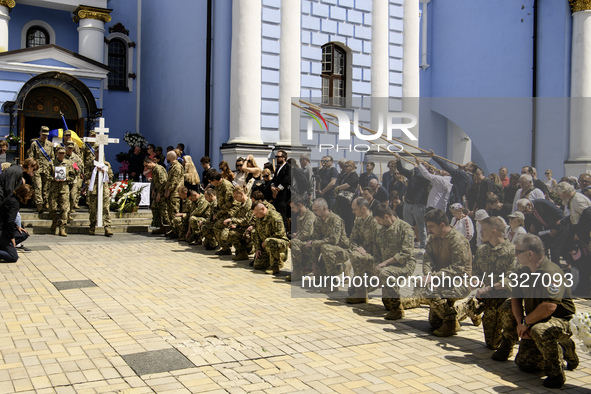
[83,118,119,228]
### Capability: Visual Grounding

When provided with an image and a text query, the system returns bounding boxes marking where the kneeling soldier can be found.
[252,201,289,275]
[226,186,254,260]
[287,195,315,282]
[491,234,578,389]
[187,189,211,245]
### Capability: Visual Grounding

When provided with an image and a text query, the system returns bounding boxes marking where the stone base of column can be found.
[564,161,591,177]
[220,143,273,169]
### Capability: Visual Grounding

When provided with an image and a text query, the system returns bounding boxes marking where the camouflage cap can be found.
[40,126,50,135]
[56,147,66,154]
[66,141,75,148]
[64,130,72,136]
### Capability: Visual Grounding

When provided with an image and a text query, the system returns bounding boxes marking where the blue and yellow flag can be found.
[48,128,84,148]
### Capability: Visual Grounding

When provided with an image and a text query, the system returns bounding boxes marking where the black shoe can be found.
[215,249,232,256]
[543,373,566,389]
[561,339,579,370]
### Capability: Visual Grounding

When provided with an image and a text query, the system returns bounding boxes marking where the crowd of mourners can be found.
[1,125,589,389]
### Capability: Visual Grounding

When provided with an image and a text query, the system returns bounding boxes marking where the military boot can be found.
[88,227,95,235]
[37,204,45,213]
[561,338,579,370]
[491,341,514,361]
[433,319,460,337]
[50,222,57,235]
[543,372,566,389]
[104,228,113,237]
[233,252,250,261]
[384,307,405,321]
[59,227,68,237]
[346,287,368,304]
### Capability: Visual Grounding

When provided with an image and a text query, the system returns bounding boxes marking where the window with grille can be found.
[321,43,346,106]
[108,39,128,90]
[26,26,49,48]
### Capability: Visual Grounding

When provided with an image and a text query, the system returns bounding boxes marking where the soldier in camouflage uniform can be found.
[81,130,96,207]
[187,188,212,245]
[48,147,75,236]
[65,142,84,213]
[370,204,417,321]
[170,186,191,239]
[164,151,184,228]
[471,217,518,349]
[417,209,472,337]
[252,201,289,274]
[200,189,219,250]
[343,197,379,302]
[226,186,254,260]
[208,170,235,255]
[57,130,81,156]
[491,234,578,389]
[307,198,349,284]
[86,149,113,236]
[27,126,55,212]
[287,195,315,282]
[144,157,169,233]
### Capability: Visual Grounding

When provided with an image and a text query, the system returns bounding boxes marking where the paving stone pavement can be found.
[0,233,590,393]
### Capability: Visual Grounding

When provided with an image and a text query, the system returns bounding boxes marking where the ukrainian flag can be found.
[48,128,84,148]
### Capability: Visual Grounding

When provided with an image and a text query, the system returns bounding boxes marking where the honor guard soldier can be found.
[48,147,75,236]
[27,126,54,213]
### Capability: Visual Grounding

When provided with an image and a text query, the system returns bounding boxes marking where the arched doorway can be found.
[11,72,100,161]
[20,87,82,159]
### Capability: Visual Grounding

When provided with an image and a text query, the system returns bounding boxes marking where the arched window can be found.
[108,38,127,90]
[321,43,346,106]
[26,26,49,48]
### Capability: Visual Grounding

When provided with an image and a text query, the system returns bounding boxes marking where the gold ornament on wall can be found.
[72,5,112,23]
[570,0,591,13]
[0,0,16,8]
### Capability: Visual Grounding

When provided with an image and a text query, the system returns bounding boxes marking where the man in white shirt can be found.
[511,174,545,213]
[416,159,452,212]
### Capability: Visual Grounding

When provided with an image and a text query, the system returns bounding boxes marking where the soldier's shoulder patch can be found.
[547,281,560,296]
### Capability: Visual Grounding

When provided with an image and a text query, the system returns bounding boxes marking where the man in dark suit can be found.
[271,150,291,231]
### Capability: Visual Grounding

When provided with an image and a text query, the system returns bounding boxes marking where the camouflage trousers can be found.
[412,284,471,328]
[253,238,289,270]
[497,299,575,377]
[377,264,416,311]
[33,171,50,208]
[75,177,83,206]
[201,220,218,248]
[50,182,70,229]
[68,177,79,209]
[290,239,313,278]
[213,219,232,250]
[151,199,169,227]
[189,216,208,241]
[228,227,252,255]
[478,298,508,350]
[313,244,347,276]
[172,213,190,237]
[166,193,180,224]
[88,187,112,230]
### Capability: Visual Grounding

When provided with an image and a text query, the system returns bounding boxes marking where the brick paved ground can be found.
[0,233,590,393]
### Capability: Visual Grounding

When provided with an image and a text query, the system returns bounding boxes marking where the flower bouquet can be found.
[123,132,147,148]
[4,131,22,146]
[569,312,591,353]
[109,180,146,216]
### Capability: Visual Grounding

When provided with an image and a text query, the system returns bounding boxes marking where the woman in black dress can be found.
[0,184,34,263]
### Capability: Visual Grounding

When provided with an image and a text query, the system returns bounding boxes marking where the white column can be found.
[277,0,301,146]
[371,0,389,131]
[420,0,430,70]
[402,0,420,147]
[0,1,15,53]
[73,6,111,63]
[228,0,263,145]
[569,10,591,165]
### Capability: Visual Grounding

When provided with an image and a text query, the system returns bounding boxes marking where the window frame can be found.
[21,21,56,48]
[321,43,347,107]
[104,32,135,92]
[107,38,128,90]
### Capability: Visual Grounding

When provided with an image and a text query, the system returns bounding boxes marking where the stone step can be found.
[28,225,151,235]
[23,218,153,227]
[20,208,153,221]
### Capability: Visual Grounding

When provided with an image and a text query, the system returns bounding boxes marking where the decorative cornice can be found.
[570,0,591,13]
[72,5,112,23]
[0,0,16,8]
[109,22,129,36]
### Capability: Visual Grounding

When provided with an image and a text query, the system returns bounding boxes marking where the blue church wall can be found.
[102,0,140,164]
[419,0,573,177]
[8,4,78,52]
[139,0,208,162]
